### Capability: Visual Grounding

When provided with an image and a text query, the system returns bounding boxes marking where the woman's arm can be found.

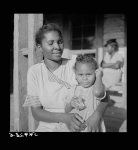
[85,92,110,132]
[31,106,66,123]
[31,105,85,132]
[101,60,122,69]
[95,90,110,116]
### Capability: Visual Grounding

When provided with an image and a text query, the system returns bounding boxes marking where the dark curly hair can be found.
[35,23,63,46]
[104,39,119,51]
[74,53,98,70]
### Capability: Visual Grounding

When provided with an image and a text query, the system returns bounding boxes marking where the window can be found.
[71,14,96,50]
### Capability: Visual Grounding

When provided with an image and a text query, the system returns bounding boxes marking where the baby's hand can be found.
[71,97,86,111]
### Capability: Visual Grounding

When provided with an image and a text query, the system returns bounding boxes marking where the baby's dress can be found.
[102,52,123,89]
[23,56,77,132]
[55,85,106,132]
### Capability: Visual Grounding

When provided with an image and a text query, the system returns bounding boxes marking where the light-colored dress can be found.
[23,56,77,132]
[23,55,106,132]
[102,52,123,89]
[54,85,106,132]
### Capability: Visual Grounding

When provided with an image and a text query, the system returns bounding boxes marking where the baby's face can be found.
[75,63,96,88]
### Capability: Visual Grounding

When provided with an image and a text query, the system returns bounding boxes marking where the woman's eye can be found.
[58,40,63,44]
[48,41,54,45]
[48,42,53,45]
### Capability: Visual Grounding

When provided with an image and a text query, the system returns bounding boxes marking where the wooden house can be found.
[10,14,127,132]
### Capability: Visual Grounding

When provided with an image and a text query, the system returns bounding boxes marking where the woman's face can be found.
[106,45,114,54]
[39,30,64,62]
[75,63,96,88]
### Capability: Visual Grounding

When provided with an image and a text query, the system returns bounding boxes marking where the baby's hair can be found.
[104,39,119,51]
[35,23,63,46]
[74,53,98,70]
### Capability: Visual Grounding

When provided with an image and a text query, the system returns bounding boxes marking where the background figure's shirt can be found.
[102,52,124,89]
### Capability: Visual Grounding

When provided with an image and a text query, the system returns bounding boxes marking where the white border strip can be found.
[13,14,19,131]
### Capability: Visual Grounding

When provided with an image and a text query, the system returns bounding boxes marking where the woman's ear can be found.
[37,45,43,52]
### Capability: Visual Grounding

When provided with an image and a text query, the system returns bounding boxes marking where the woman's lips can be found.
[52,52,62,57]
[53,53,61,55]
[52,50,62,55]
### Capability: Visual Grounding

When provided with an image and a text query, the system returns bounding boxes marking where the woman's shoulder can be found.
[28,62,43,74]
[104,52,109,57]
[62,55,77,66]
[114,51,123,60]
[103,52,110,61]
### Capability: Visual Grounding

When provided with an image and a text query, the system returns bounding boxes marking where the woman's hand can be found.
[62,113,86,132]
[86,111,102,132]
[114,61,122,69]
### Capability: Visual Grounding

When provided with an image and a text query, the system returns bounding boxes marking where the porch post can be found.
[13,14,43,132]
[95,15,104,65]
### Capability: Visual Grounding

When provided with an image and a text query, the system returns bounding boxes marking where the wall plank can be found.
[28,14,35,132]
[103,14,125,47]
[28,14,43,131]
[18,52,28,131]
[34,14,43,64]
[95,15,104,64]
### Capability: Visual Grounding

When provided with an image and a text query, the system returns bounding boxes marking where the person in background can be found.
[101,39,124,89]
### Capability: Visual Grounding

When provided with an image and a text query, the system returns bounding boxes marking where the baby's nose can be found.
[82,75,87,80]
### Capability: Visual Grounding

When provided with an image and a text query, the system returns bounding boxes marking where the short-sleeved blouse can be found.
[23,56,77,110]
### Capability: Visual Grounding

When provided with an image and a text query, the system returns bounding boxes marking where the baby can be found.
[55,54,106,132]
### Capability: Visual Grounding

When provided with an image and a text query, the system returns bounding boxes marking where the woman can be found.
[101,39,124,89]
[23,23,109,132]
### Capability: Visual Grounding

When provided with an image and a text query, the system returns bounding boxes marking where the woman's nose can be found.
[53,42,60,49]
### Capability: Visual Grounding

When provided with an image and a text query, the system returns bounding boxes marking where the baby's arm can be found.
[93,69,106,99]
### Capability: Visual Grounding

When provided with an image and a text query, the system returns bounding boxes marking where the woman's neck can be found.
[44,58,62,72]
